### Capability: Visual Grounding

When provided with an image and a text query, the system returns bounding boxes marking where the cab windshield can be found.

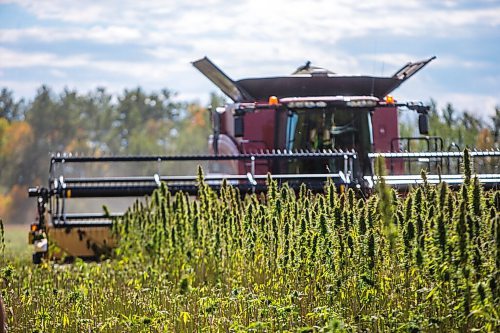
[285,107,371,174]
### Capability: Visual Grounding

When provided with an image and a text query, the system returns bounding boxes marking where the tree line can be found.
[0,86,218,223]
[0,86,499,224]
[401,99,500,151]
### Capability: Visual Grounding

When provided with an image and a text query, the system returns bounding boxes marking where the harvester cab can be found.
[27,56,500,263]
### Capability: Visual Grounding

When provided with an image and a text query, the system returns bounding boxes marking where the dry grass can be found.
[2,224,31,262]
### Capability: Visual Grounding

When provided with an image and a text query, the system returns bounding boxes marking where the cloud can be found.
[1,0,498,85]
[48,69,67,78]
[0,47,90,68]
[394,81,499,120]
[0,26,142,44]
[0,47,187,82]
[361,53,431,68]
[1,0,498,116]
[6,0,108,24]
[431,56,490,69]
[434,93,499,119]
[361,53,490,71]
[2,0,499,46]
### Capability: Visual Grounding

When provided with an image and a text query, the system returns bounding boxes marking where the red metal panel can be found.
[372,106,399,152]
[216,107,278,175]
[240,108,278,174]
[242,108,276,152]
[372,106,403,174]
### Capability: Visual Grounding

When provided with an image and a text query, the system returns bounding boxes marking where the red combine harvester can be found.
[28,56,500,262]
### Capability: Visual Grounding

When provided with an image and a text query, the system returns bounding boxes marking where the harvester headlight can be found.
[285,100,328,109]
[346,99,377,107]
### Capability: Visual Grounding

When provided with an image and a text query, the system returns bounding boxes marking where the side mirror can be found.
[418,113,429,135]
[234,115,244,137]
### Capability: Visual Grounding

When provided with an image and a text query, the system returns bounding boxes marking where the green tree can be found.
[426,102,483,150]
[490,106,500,146]
[443,103,456,127]
[0,88,25,121]
[0,84,214,223]
[114,88,184,154]
[21,86,59,185]
[78,87,117,154]
[174,92,225,155]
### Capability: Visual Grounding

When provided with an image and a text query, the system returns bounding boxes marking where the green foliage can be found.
[0,86,214,223]
[375,156,397,250]
[0,219,4,258]
[2,180,500,331]
[400,99,499,151]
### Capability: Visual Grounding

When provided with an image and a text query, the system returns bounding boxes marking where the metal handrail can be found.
[50,149,358,163]
[369,150,500,158]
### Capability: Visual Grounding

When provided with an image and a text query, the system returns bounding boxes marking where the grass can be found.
[2,223,31,262]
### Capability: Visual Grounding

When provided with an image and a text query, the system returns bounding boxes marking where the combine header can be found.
[28,56,500,263]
